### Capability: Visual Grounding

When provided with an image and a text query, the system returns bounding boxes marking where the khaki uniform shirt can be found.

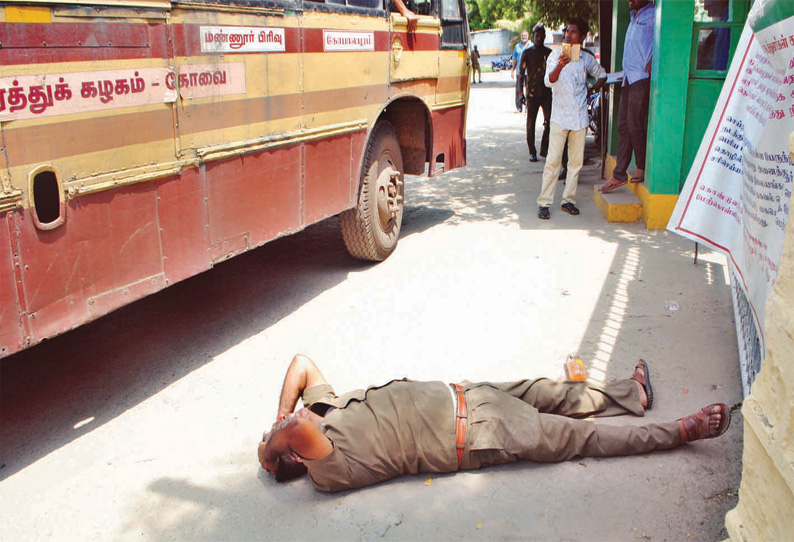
[302,379,457,492]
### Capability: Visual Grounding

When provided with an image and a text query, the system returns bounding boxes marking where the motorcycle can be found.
[587,87,609,147]
[490,56,513,72]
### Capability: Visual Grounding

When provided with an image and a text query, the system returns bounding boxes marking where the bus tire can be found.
[341,121,404,261]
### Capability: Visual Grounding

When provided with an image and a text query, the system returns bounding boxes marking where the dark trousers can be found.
[613,78,650,182]
[515,77,523,112]
[526,95,552,157]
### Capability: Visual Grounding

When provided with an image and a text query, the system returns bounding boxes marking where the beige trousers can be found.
[537,121,586,207]
[459,378,682,469]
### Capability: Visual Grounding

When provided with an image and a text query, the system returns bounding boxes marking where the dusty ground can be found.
[0,71,743,541]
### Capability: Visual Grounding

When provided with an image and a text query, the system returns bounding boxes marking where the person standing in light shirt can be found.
[600,0,655,193]
[537,18,606,219]
[510,29,530,113]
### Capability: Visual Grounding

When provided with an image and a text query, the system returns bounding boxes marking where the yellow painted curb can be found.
[629,183,679,229]
[603,154,679,229]
[593,185,642,222]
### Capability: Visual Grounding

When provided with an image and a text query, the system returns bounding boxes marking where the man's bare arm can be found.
[276,354,328,422]
[392,0,419,33]
[591,76,607,94]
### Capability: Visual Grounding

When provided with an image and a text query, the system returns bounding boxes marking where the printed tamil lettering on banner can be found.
[323,31,375,52]
[0,67,177,122]
[668,1,794,351]
[200,26,285,53]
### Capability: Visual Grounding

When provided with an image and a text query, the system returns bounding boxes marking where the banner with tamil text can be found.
[668,0,794,352]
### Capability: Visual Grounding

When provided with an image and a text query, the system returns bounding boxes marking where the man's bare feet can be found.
[629,359,653,410]
[678,403,731,442]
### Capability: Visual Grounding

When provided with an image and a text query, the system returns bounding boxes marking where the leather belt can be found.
[450,383,467,468]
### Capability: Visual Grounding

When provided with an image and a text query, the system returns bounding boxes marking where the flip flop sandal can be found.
[630,358,653,410]
[629,176,644,183]
[678,403,731,442]
[600,178,627,193]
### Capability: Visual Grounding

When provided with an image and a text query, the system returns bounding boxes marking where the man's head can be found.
[474,45,478,51]
[627,0,650,12]
[532,25,545,47]
[565,18,588,45]
[520,30,529,44]
[259,431,309,482]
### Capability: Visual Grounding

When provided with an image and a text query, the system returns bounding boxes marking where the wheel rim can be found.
[374,154,403,232]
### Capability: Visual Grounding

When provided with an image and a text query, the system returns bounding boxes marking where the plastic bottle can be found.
[565,354,587,381]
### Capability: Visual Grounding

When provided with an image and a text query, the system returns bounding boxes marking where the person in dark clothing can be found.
[518,25,553,162]
[471,45,482,84]
[600,0,654,193]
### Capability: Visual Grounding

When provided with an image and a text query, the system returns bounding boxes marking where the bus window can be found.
[348,0,382,8]
[440,0,466,48]
[412,0,435,16]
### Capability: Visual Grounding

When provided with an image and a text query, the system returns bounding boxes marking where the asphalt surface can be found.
[0,70,743,541]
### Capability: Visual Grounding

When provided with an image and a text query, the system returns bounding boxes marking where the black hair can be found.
[275,453,309,483]
[567,17,589,41]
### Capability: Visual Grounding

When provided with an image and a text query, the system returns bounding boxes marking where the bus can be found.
[0,0,470,359]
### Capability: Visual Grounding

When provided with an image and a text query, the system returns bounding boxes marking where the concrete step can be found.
[593,183,642,222]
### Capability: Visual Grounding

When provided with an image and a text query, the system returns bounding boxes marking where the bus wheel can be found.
[341,121,404,261]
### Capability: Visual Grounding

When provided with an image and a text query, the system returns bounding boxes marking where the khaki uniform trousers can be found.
[537,121,586,208]
[457,378,682,470]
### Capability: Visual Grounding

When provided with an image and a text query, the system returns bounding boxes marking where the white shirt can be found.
[545,48,607,131]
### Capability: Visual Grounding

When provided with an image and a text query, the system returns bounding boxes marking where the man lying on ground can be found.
[258,354,730,492]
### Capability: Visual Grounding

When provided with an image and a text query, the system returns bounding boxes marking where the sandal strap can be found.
[678,414,704,443]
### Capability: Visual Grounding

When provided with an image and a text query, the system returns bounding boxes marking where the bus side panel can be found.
[156,169,212,285]
[0,215,24,356]
[431,106,466,170]
[303,133,355,225]
[206,146,302,263]
[16,184,165,340]
[350,130,366,197]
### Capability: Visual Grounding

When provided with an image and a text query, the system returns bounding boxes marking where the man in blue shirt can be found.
[510,29,530,113]
[600,0,654,193]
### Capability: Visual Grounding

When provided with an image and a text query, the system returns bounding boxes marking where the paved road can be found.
[0,71,743,541]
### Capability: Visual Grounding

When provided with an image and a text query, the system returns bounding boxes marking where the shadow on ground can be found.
[0,206,451,479]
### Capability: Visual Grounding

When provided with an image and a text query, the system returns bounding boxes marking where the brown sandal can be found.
[678,403,731,443]
[629,359,653,409]
[599,177,627,193]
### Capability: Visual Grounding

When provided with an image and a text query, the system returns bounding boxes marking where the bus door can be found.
[388,0,440,84]
[299,0,389,229]
[434,0,468,171]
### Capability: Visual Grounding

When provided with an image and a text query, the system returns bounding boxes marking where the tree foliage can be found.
[529,0,599,31]
[466,0,529,32]
[466,0,599,33]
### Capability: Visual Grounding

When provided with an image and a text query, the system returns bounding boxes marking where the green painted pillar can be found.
[645,0,694,195]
